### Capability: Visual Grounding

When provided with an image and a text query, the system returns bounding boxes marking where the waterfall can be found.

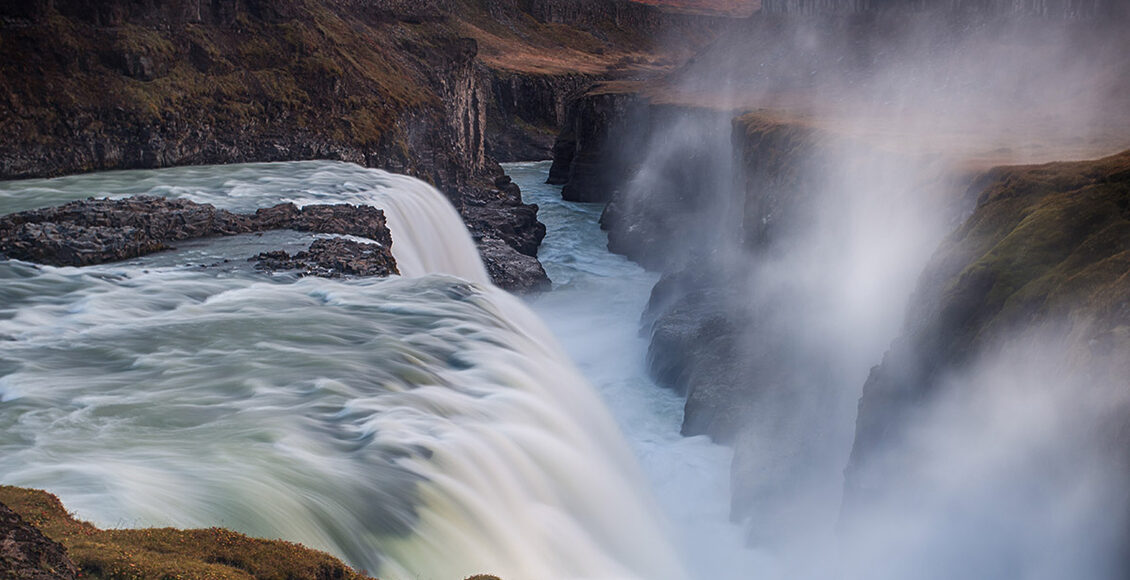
[0,161,685,580]
[364,173,490,284]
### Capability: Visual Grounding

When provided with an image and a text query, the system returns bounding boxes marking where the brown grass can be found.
[1,486,378,580]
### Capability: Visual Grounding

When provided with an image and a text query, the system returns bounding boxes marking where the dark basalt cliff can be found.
[0,0,726,290]
[0,0,542,287]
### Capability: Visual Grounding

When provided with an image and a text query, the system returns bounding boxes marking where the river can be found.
[0,160,761,579]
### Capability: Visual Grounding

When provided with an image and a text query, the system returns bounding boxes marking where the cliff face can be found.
[549,90,645,203]
[485,71,597,162]
[844,150,1130,511]
[0,0,730,288]
[0,0,477,183]
[0,0,531,278]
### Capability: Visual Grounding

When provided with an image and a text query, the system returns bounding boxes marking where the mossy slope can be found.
[0,485,375,580]
[847,149,1130,503]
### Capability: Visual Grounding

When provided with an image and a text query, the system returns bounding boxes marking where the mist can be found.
[609,4,1130,579]
[841,331,1130,580]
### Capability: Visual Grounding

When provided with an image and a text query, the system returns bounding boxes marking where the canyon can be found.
[3,0,1130,578]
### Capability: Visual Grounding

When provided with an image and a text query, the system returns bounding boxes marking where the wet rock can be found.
[0,196,397,276]
[285,204,394,248]
[0,502,79,580]
[254,238,398,278]
[477,236,550,293]
[643,263,752,442]
[2,221,169,266]
[462,198,546,258]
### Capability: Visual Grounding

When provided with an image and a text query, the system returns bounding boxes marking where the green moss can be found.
[932,149,1130,348]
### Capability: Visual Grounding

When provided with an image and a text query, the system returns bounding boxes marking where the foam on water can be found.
[0,161,683,580]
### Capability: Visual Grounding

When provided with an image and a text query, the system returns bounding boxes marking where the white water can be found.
[0,161,684,580]
[509,162,770,580]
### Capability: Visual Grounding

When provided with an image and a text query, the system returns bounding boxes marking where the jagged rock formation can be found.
[550,91,645,203]
[486,72,596,162]
[0,196,399,277]
[476,235,552,293]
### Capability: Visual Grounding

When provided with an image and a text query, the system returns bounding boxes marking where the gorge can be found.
[3,0,1130,579]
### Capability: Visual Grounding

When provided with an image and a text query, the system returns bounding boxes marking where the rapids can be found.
[0,160,722,580]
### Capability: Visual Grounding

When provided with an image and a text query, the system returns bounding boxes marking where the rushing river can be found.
[0,160,760,579]
[509,162,766,580]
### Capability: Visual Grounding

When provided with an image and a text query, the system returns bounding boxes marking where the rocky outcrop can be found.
[486,71,597,162]
[476,236,551,293]
[254,238,399,278]
[549,90,646,202]
[0,0,550,288]
[0,502,78,580]
[0,196,399,276]
[843,149,1130,517]
[643,263,752,441]
[548,90,741,257]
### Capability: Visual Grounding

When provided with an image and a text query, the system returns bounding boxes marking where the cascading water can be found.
[509,162,769,580]
[0,161,686,580]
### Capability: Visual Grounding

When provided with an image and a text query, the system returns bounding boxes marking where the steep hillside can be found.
[0,0,728,289]
[846,150,1130,504]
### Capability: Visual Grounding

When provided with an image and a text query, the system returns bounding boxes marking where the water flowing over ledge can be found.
[0,161,684,580]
